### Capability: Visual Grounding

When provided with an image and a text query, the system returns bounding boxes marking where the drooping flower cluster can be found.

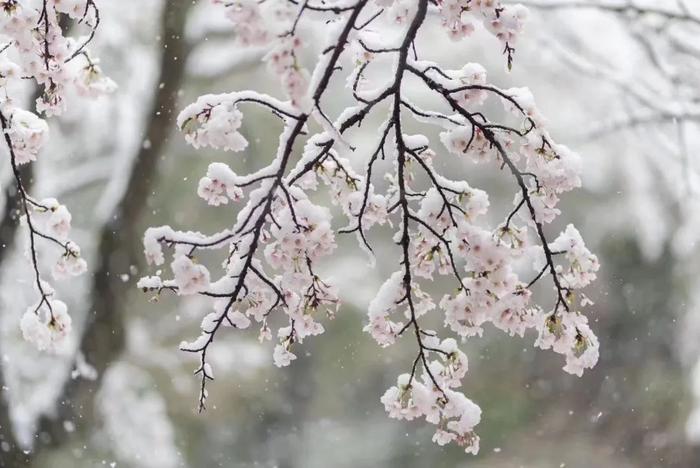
[20,291,72,352]
[212,0,272,46]
[0,0,114,351]
[140,0,599,454]
[533,224,600,376]
[214,0,311,108]
[436,0,528,66]
[365,271,434,347]
[380,338,482,453]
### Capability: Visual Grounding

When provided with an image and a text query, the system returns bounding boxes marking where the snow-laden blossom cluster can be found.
[140,0,599,453]
[177,95,248,151]
[4,108,49,164]
[381,339,481,453]
[20,292,71,352]
[212,0,310,108]
[197,162,245,206]
[438,0,528,63]
[0,0,114,351]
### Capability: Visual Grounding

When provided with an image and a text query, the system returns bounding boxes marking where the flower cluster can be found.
[172,255,211,296]
[141,0,599,453]
[74,58,118,97]
[480,2,529,52]
[310,150,388,232]
[25,197,87,278]
[0,0,113,351]
[16,195,86,351]
[4,107,49,164]
[535,308,599,377]
[213,0,270,46]
[142,171,341,377]
[436,0,528,63]
[530,224,600,377]
[177,95,248,151]
[265,36,310,109]
[214,0,310,109]
[438,0,476,40]
[364,271,434,347]
[380,339,482,453]
[197,162,244,206]
[383,0,417,24]
[20,293,72,352]
[550,224,600,290]
[441,125,494,163]
[264,197,336,272]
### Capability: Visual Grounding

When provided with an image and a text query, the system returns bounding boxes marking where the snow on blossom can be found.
[0,58,21,87]
[171,255,211,295]
[440,282,488,338]
[178,96,248,151]
[213,0,278,46]
[491,287,534,337]
[438,0,475,40]
[309,149,389,232]
[482,3,529,47]
[5,108,49,164]
[436,0,528,60]
[381,371,482,454]
[364,271,407,347]
[440,126,495,163]
[273,343,296,367]
[52,242,88,280]
[137,275,163,291]
[197,162,244,206]
[387,0,417,24]
[46,206,72,241]
[264,197,336,272]
[227,311,251,329]
[74,61,118,97]
[451,63,489,108]
[535,310,600,377]
[143,226,171,266]
[550,224,600,289]
[20,299,72,352]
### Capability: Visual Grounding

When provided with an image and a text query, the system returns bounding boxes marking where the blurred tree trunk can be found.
[36,0,195,446]
[0,159,33,266]
[1,2,194,465]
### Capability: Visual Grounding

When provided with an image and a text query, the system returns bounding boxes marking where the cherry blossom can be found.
[171,255,211,296]
[20,298,72,352]
[178,96,248,151]
[4,107,49,164]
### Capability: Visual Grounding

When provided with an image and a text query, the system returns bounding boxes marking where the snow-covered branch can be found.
[140,0,600,453]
